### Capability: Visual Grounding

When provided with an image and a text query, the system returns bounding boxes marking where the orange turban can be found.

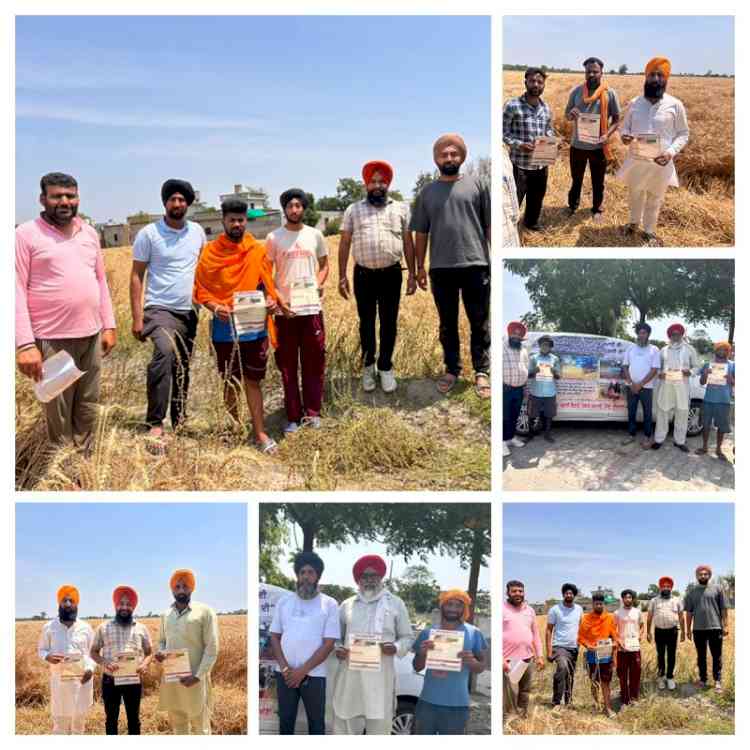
[658,576,674,589]
[57,585,80,606]
[439,589,472,614]
[170,569,196,592]
[433,133,467,163]
[362,160,393,187]
[714,341,732,353]
[645,57,671,79]
[113,585,138,609]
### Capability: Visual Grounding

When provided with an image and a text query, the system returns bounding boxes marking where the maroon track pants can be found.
[617,650,641,704]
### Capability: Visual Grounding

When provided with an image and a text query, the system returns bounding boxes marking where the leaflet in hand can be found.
[624,635,640,651]
[530,136,558,167]
[425,629,464,672]
[506,658,530,687]
[707,363,728,386]
[114,651,141,686]
[232,291,267,336]
[348,633,382,672]
[290,281,320,316]
[162,649,192,683]
[577,112,601,145]
[595,638,613,661]
[665,369,684,382]
[632,133,662,161]
[536,363,554,382]
[59,654,85,681]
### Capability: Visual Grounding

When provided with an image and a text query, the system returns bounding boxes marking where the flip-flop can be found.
[257,437,278,455]
[437,373,457,394]
[474,374,491,399]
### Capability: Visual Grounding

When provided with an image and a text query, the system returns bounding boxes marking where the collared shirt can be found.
[341,199,410,270]
[648,595,683,630]
[503,337,529,387]
[503,601,542,661]
[660,342,700,373]
[132,219,206,311]
[15,216,116,347]
[502,94,555,170]
[93,618,152,662]
[547,602,583,649]
[502,148,521,248]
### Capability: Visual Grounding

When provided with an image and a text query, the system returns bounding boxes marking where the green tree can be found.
[322,218,341,237]
[259,504,293,587]
[335,178,366,208]
[315,195,344,211]
[412,170,438,201]
[618,64,628,75]
[303,193,321,228]
[392,565,441,615]
[319,584,357,603]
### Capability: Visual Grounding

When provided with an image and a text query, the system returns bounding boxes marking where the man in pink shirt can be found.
[503,580,544,719]
[16,172,116,448]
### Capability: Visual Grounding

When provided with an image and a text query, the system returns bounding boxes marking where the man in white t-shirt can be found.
[614,589,643,705]
[266,190,329,433]
[269,551,340,734]
[622,322,660,448]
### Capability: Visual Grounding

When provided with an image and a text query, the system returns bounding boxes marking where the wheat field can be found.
[15,615,247,735]
[502,71,734,247]
[15,237,490,492]
[504,610,735,735]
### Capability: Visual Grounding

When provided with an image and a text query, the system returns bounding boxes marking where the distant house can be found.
[315,210,345,233]
[100,222,130,248]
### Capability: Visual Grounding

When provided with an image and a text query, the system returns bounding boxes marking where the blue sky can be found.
[15,15,490,224]
[503,266,732,342]
[503,16,734,75]
[503,503,734,603]
[15,504,247,618]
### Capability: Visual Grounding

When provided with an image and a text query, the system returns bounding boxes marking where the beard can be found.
[174,593,190,605]
[59,605,77,622]
[226,227,245,242]
[366,189,387,206]
[45,203,78,226]
[297,581,318,600]
[358,583,384,602]
[438,163,460,176]
[166,206,187,221]
[442,608,463,622]
[660,589,672,598]
[116,610,134,624]
[508,337,522,349]
[644,81,666,99]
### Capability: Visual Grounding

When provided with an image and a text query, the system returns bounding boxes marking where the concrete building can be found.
[315,210,345,234]
[100,222,130,248]
[219,184,269,210]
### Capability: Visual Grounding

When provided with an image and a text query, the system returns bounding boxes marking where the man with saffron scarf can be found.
[697,341,735,461]
[412,589,487,734]
[565,57,621,222]
[193,199,281,453]
[332,554,413,734]
[617,57,690,246]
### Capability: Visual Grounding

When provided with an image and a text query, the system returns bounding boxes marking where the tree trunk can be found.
[303,524,315,552]
[467,529,483,694]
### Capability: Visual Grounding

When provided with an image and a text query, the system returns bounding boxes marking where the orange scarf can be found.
[582,80,612,161]
[193,232,279,348]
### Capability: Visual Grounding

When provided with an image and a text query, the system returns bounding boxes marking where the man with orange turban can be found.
[565,57,621,222]
[338,160,416,394]
[90,585,153,734]
[412,134,491,400]
[646,575,685,690]
[412,588,487,734]
[332,554,413,734]
[617,56,689,246]
[653,323,699,451]
[155,569,219,734]
[37,585,96,733]
[193,198,282,453]
[503,321,529,457]
[697,341,735,460]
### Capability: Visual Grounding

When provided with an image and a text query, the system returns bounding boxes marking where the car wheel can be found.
[391,700,416,735]
[687,399,704,437]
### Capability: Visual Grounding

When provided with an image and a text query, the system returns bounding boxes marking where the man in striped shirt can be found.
[503,68,557,230]
[503,321,529,457]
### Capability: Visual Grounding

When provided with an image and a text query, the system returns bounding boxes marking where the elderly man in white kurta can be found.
[617,57,689,246]
[653,323,700,451]
[332,555,413,734]
[37,585,96,734]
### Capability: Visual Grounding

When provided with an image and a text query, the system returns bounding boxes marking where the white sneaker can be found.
[657,676,666,689]
[511,437,525,448]
[714,681,722,693]
[503,442,511,457]
[379,369,397,393]
[362,365,377,392]
[667,678,676,690]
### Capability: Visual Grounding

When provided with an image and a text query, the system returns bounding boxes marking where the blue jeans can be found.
[275,673,326,734]
[627,387,653,437]
[503,384,525,441]
[415,700,470,735]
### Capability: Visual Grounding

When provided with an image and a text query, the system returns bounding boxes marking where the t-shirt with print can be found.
[412,623,487,707]
[623,343,661,389]
[701,360,734,404]
[409,174,490,269]
[548,603,583,649]
[614,607,642,652]
[269,592,340,678]
[265,225,328,315]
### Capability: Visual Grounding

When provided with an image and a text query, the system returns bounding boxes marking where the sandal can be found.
[437,373,458,395]
[474,373,491,399]
[257,437,278,455]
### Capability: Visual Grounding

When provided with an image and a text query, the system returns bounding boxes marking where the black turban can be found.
[538,335,554,348]
[280,188,308,210]
[634,322,652,335]
[161,179,195,206]
[293,551,324,577]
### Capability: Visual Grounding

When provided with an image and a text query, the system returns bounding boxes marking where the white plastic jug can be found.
[33,350,85,403]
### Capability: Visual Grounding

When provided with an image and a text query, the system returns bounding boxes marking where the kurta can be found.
[332,590,413,721]
[656,342,699,411]
[157,601,219,718]
[37,618,96,717]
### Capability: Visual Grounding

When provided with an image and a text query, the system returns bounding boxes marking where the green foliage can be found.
[316,195,344,211]
[302,192,320,228]
[335,178,366,208]
[618,64,628,75]
[319,584,356,603]
[391,564,440,615]
[322,218,341,237]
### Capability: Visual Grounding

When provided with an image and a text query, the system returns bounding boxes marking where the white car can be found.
[514,331,709,437]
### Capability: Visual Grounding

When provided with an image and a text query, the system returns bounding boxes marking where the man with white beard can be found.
[652,323,699,452]
[332,555,413,734]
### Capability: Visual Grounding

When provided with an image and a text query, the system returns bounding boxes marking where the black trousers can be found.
[102,674,142,735]
[353,263,403,371]
[694,629,723,682]
[143,307,199,428]
[503,384,525,442]
[429,266,491,377]
[513,164,548,227]
[568,146,607,213]
[654,626,679,679]
[276,673,326,734]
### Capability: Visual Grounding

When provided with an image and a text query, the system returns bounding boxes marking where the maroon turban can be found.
[362,160,394,187]
[353,555,387,582]
[667,323,685,337]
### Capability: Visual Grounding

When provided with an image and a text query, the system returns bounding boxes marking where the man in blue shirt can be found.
[696,341,734,461]
[130,179,205,444]
[546,583,583,712]
[412,589,487,734]
[528,335,562,443]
